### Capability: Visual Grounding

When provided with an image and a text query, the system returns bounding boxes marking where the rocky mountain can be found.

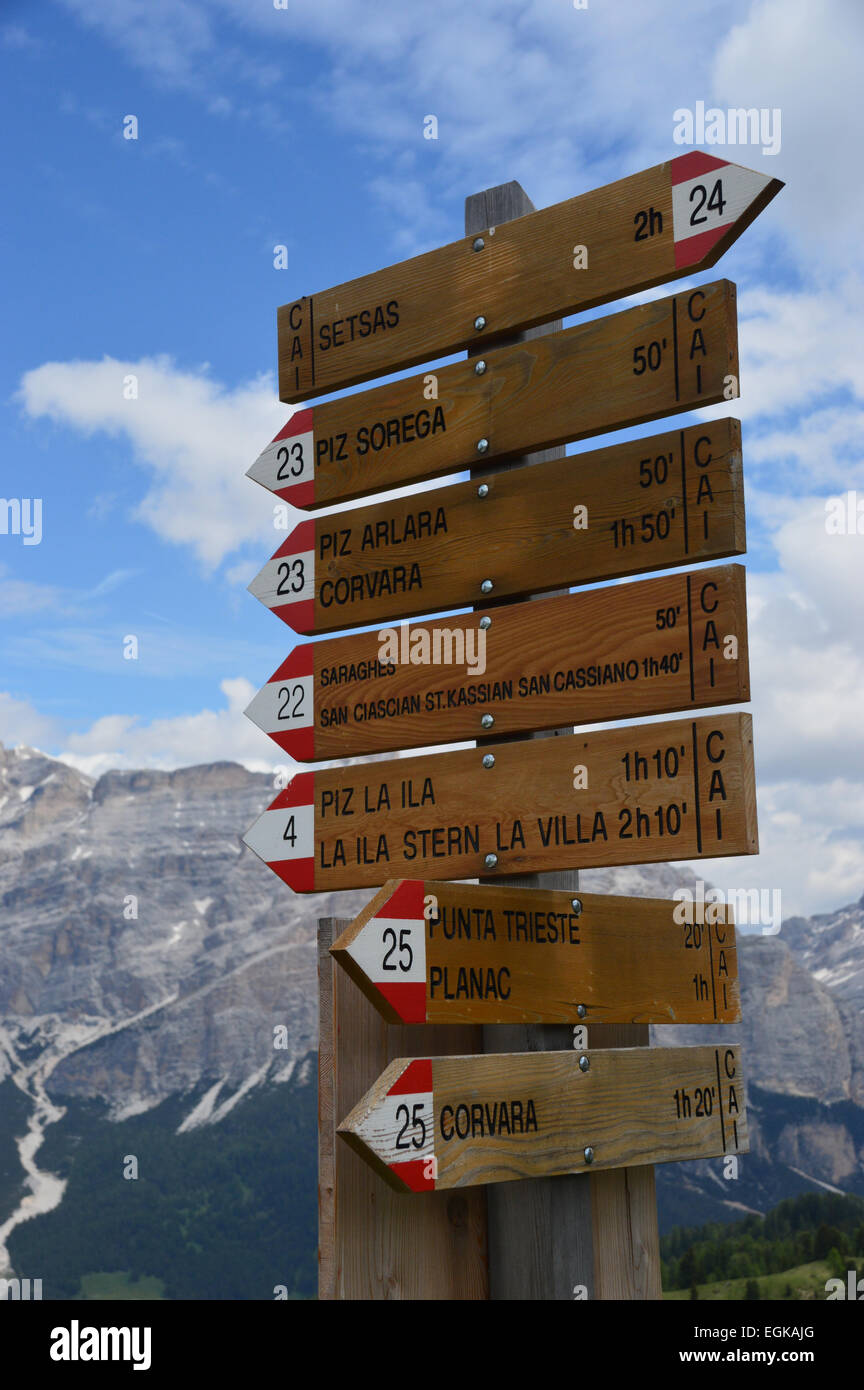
[0,741,707,1123]
[652,923,864,1225]
[1,739,864,1283]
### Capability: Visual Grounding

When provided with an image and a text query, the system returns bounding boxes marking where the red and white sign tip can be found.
[247,519,315,635]
[670,152,781,269]
[243,645,315,761]
[336,880,428,1023]
[247,409,316,508]
[241,774,316,893]
[340,1057,437,1192]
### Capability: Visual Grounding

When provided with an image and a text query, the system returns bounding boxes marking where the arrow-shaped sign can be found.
[277,152,781,402]
[248,415,743,635]
[337,1045,748,1191]
[331,880,740,1026]
[253,279,738,514]
[241,712,758,892]
[245,563,749,762]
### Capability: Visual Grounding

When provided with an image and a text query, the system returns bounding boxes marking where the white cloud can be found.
[0,568,61,616]
[55,677,279,777]
[699,775,864,922]
[18,356,293,571]
[735,278,864,428]
[713,0,864,264]
[0,693,62,749]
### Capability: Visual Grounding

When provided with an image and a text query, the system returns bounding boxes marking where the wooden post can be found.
[466,182,662,1301]
[318,918,488,1299]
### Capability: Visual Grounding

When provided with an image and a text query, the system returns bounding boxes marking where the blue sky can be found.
[1,0,863,915]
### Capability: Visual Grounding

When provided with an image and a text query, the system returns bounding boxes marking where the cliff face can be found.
[0,743,355,1116]
[1,741,864,1229]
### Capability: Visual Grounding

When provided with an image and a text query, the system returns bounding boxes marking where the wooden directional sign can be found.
[277,152,781,402]
[337,1044,748,1192]
[247,564,749,761]
[255,279,738,511]
[331,881,740,1026]
[249,417,744,634]
[242,712,757,892]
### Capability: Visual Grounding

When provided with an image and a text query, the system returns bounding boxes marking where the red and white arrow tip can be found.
[333,880,428,1023]
[247,409,316,507]
[338,1057,437,1192]
[241,772,316,893]
[670,151,783,270]
[247,519,316,635]
[244,646,315,761]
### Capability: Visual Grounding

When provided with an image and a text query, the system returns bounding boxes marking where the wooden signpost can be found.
[242,711,758,891]
[276,152,780,401]
[338,1045,747,1192]
[253,279,738,511]
[248,417,744,634]
[245,563,749,760]
[242,148,781,1300]
[331,881,740,1026]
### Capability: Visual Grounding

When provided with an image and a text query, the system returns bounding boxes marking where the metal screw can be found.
[481,714,494,730]
[480,578,493,593]
[474,360,487,375]
[571,897,583,916]
[477,483,489,497]
[484,853,498,870]
[482,753,495,769]
[583,1147,595,1165]
[578,1054,590,1072]
[577,1003,587,1019]
[474,315,486,331]
[479,616,491,630]
[476,438,489,454]
[473,237,485,252]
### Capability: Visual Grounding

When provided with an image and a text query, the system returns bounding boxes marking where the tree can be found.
[745,1278,761,1301]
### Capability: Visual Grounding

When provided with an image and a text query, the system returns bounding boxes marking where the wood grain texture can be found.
[331,880,740,1026]
[467,183,595,1301]
[318,918,488,1300]
[263,281,738,508]
[277,155,781,400]
[337,1045,748,1190]
[250,417,745,634]
[251,563,749,760]
[245,712,759,892]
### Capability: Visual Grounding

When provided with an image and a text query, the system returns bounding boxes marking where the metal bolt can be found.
[474,359,487,375]
[473,237,485,252]
[577,1003,587,1019]
[481,578,493,593]
[583,1147,595,1165]
[482,753,495,769]
[578,1054,590,1072]
[484,853,498,870]
[474,315,487,331]
[477,483,489,497]
[481,714,494,730]
[476,438,489,454]
[479,616,491,630]
[571,897,583,916]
